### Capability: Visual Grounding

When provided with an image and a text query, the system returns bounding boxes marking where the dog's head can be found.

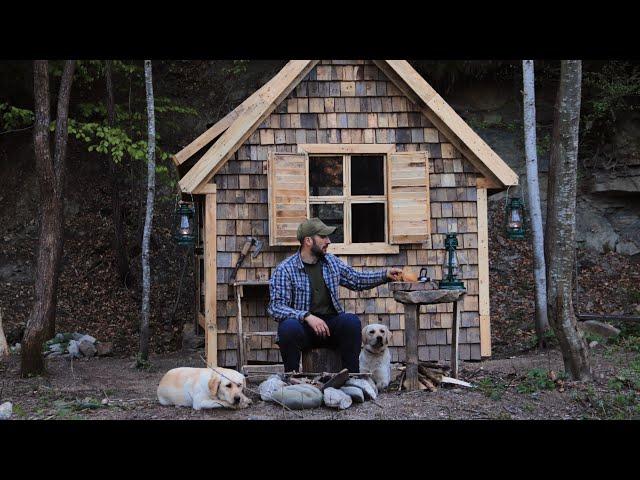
[362,323,391,353]
[209,368,251,408]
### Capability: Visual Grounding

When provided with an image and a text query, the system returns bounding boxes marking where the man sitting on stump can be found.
[267,218,402,373]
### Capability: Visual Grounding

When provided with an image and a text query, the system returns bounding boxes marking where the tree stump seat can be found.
[302,347,342,373]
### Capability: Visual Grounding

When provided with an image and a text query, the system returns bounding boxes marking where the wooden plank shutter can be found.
[387,151,430,244]
[267,152,309,246]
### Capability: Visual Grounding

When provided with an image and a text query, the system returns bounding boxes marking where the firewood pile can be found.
[395,361,472,391]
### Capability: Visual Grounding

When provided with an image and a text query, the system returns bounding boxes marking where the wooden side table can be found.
[389,281,466,390]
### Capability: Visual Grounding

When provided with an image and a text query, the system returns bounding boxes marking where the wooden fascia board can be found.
[377,60,519,188]
[173,61,301,167]
[173,104,247,167]
[179,60,318,193]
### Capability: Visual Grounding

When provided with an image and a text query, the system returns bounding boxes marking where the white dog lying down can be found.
[157,367,252,410]
[359,323,392,390]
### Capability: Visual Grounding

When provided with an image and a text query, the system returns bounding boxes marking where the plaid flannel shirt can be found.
[267,251,389,322]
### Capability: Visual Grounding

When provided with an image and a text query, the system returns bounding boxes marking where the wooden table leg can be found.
[404,304,420,391]
[450,298,462,379]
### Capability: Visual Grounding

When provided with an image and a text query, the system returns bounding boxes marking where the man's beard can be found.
[311,239,325,258]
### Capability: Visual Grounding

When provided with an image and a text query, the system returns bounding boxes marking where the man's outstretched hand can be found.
[387,267,403,282]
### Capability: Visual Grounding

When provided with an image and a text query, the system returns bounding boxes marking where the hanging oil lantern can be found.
[175,200,195,247]
[506,197,525,240]
[439,233,464,290]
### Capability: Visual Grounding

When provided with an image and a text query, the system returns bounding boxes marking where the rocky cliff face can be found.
[439,74,640,258]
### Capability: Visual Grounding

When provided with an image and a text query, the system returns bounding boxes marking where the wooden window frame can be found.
[298,144,399,255]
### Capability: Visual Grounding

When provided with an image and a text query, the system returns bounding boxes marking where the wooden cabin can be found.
[173,60,518,369]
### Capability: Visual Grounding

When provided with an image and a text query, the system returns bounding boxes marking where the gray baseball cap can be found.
[296,217,337,242]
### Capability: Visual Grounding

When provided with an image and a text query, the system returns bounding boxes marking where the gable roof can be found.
[175,60,519,193]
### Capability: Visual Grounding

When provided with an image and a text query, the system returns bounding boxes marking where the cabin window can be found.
[267,147,430,252]
[309,154,387,247]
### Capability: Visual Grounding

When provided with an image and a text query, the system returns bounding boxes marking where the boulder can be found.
[323,387,352,410]
[258,375,288,401]
[67,340,81,358]
[48,343,64,354]
[345,378,378,400]
[79,340,97,357]
[340,386,365,403]
[96,342,113,357]
[0,402,12,420]
[71,333,83,341]
[578,320,621,339]
[78,334,96,344]
[269,384,323,410]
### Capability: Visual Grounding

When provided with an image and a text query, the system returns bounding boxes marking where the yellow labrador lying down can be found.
[157,367,252,410]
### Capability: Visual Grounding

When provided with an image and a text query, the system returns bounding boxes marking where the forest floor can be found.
[1,329,639,420]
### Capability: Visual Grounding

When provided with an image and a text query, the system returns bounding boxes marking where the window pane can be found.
[351,203,385,243]
[309,156,343,196]
[310,204,344,243]
[351,155,384,196]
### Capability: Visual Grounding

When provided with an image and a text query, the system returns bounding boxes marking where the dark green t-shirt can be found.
[303,260,337,317]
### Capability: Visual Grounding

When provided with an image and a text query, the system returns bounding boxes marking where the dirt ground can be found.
[2,340,638,420]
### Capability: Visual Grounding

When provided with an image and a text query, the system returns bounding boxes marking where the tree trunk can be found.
[545,60,592,381]
[522,60,550,347]
[104,60,131,288]
[0,309,9,359]
[21,60,76,377]
[140,60,156,361]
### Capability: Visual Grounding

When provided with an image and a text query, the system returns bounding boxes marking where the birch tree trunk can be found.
[105,60,132,288]
[522,60,550,347]
[0,310,9,359]
[545,60,592,381]
[140,60,156,361]
[21,60,75,377]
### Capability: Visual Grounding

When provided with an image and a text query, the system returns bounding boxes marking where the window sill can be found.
[327,243,400,255]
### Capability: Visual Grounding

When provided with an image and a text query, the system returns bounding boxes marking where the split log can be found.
[418,365,443,384]
[440,376,472,388]
[418,376,437,392]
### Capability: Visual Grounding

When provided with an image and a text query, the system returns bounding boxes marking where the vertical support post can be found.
[194,229,201,333]
[236,285,246,370]
[477,185,491,357]
[204,187,217,367]
[450,297,462,379]
[404,304,420,391]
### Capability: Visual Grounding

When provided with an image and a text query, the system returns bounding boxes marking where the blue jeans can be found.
[277,312,362,373]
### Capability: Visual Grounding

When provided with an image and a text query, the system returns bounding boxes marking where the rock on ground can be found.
[345,378,378,400]
[578,320,621,339]
[0,402,12,420]
[323,387,352,409]
[96,342,113,356]
[269,384,323,410]
[67,340,81,358]
[258,375,287,401]
[79,340,97,357]
[340,386,365,403]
